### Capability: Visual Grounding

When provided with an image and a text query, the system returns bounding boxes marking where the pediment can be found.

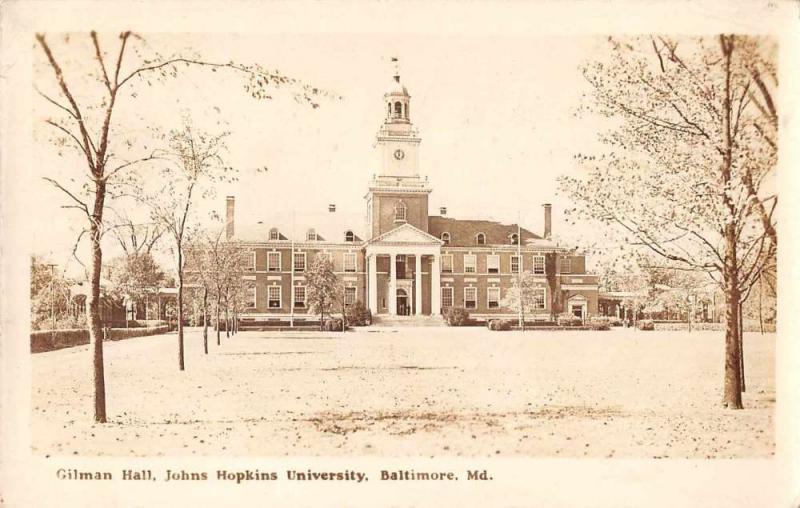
[369,223,443,245]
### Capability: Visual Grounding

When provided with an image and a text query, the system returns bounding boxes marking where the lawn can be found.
[31,327,775,458]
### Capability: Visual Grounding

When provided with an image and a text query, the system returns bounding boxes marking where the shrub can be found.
[30,328,89,353]
[107,325,170,340]
[557,314,583,327]
[322,318,344,332]
[488,319,513,331]
[587,322,610,331]
[444,307,470,326]
[31,325,171,353]
[637,319,655,331]
[345,301,372,326]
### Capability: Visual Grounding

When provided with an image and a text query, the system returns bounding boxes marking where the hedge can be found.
[653,321,776,333]
[31,325,171,353]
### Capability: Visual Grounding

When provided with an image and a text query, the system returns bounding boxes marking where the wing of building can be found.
[224,61,599,325]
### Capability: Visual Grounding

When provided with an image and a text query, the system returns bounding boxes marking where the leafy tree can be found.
[305,254,342,330]
[107,251,166,323]
[559,35,777,409]
[30,257,78,330]
[35,30,328,422]
[500,271,544,327]
[185,232,214,354]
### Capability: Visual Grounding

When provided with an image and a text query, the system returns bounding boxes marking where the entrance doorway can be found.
[396,288,410,316]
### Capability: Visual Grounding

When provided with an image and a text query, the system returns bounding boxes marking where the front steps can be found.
[371,314,446,327]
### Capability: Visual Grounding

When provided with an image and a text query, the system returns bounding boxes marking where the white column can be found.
[388,253,397,315]
[368,254,378,314]
[431,254,441,315]
[414,254,422,316]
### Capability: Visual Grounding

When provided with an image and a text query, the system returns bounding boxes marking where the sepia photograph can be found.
[2,1,799,507]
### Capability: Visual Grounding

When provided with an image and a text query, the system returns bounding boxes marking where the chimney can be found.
[226,196,235,240]
[543,203,552,239]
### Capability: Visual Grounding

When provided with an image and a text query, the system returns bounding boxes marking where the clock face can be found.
[393,149,405,160]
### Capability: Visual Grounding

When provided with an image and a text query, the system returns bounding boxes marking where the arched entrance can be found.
[396,288,410,316]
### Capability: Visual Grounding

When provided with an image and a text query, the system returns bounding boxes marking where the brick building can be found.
[230,64,599,324]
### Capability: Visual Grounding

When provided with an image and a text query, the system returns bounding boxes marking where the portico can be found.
[365,224,442,316]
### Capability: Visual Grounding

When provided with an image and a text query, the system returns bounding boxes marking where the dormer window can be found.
[441,232,450,245]
[510,233,519,245]
[394,201,407,222]
[269,228,279,241]
[345,230,355,242]
[476,233,486,245]
[306,229,317,241]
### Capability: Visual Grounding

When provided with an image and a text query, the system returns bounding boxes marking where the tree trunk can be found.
[216,296,221,345]
[177,249,185,371]
[758,275,764,334]
[203,286,209,355]
[720,35,743,409]
[739,301,746,392]
[225,304,230,338]
[88,198,107,423]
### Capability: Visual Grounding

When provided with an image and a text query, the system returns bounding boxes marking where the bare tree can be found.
[35,31,329,421]
[559,35,777,408]
[146,120,231,370]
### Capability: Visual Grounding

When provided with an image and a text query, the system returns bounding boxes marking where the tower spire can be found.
[391,56,400,82]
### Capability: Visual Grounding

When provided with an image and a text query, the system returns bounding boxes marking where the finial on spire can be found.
[391,56,400,82]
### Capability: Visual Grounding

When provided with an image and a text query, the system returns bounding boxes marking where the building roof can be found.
[427,216,547,248]
[235,211,366,245]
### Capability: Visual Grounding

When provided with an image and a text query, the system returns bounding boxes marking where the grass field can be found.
[31,327,775,458]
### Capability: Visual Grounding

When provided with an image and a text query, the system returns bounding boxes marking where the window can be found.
[345,230,355,242]
[511,255,521,274]
[441,287,454,308]
[344,286,357,306]
[293,252,306,272]
[510,233,519,245]
[487,287,500,308]
[441,232,450,245]
[267,252,281,272]
[487,254,500,274]
[269,228,279,241]
[344,252,357,272]
[294,286,306,308]
[268,286,281,308]
[247,251,256,271]
[532,288,546,310]
[560,257,571,274]
[441,254,453,273]
[464,287,477,309]
[394,101,402,115]
[394,201,407,222]
[245,284,256,308]
[476,233,486,245]
[306,229,317,241]
[439,207,447,215]
[464,254,476,273]
[533,255,545,275]
[329,203,336,212]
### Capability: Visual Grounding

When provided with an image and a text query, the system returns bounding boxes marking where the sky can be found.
[32,32,613,277]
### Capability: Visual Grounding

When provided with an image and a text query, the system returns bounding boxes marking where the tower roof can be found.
[385,75,409,97]
[385,57,409,96]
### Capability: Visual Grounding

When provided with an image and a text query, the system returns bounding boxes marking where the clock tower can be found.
[376,59,422,180]
[366,59,432,239]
